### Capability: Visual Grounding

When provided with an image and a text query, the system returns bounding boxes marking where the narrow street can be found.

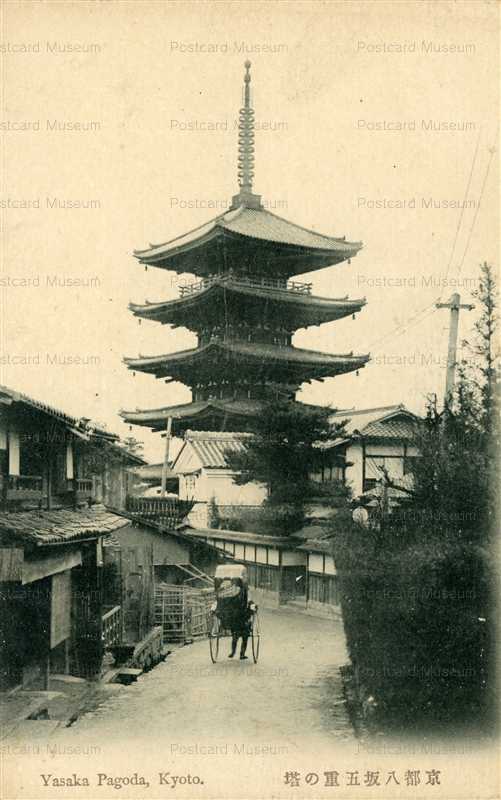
[2,608,362,800]
[5,608,482,800]
[61,608,355,748]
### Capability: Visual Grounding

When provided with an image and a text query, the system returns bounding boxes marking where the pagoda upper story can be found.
[134,61,361,280]
[129,275,366,332]
[133,205,362,278]
[122,62,369,435]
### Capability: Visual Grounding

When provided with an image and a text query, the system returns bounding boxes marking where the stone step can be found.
[115,668,142,685]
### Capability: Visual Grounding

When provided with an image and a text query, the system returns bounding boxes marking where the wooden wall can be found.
[116,523,190,567]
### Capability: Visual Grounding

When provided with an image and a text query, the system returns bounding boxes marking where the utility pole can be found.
[160,416,172,497]
[436,293,474,404]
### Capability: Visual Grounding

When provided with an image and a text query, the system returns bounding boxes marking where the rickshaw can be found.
[208,564,260,663]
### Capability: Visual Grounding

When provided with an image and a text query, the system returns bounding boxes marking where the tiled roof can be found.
[129,281,366,328]
[124,340,369,370]
[180,431,252,469]
[362,417,417,439]
[223,208,360,251]
[0,384,117,442]
[134,215,222,257]
[297,539,333,555]
[329,404,418,439]
[120,398,263,430]
[134,206,361,262]
[0,506,130,547]
[120,398,330,433]
[122,398,262,422]
[181,526,296,549]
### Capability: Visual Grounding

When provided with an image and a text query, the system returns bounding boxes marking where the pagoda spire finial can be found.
[231,61,262,210]
[238,60,254,192]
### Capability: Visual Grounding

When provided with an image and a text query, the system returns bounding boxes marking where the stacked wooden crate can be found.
[154,584,214,643]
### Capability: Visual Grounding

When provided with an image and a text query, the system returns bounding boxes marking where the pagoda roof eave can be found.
[123,341,370,383]
[133,206,362,276]
[129,282,367,325]
[124,341,370,370]
[133,208,232,258]
[120,398,263,431]
[120,398,333,432]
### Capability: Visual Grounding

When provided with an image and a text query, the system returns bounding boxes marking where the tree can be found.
[352,261,499,729]
[410,263,498,529]
[464,262,498,424]
[384,263,498,541]
[459,261,499,503]
[225,401,349,533]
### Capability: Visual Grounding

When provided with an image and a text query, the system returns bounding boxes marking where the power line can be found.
[457,137,497,277]
[366,299,438,352]
[439,127,482,297]
[364,132,493,352]
[372,304,439,352]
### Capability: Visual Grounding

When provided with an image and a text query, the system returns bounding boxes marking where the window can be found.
[365,455,403,482]
[313,463,345,483]
[184,474,197,496]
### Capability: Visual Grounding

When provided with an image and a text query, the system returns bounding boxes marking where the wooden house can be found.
[313,404,419,499]
[180,525,341,616]
[0,507,129,692]
[0,384,144,512]
[0,383,144,692]
[173,430,267,527]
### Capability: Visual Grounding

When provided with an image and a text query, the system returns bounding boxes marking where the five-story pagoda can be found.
[122,62,369,436]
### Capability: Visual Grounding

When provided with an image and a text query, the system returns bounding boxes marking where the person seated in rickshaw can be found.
[213,564,256,660]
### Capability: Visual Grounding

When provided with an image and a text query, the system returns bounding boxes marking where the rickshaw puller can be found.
[228,613,252,660]
[212,564,256,661]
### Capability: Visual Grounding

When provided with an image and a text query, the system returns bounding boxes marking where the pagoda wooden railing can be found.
[179,273,312,297]
[125,495,195,531]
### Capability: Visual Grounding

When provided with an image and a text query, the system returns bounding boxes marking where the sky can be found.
[0,1,498,462]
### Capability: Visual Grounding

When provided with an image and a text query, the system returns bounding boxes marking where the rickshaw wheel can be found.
[209,615,220,663]
[251,611,260,663]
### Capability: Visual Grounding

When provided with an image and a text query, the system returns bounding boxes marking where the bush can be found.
[332,264,497,733]
[332,521,493,732]
[217,502,305,536]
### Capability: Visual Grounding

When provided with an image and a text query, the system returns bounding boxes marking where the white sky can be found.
[0,1,498,462]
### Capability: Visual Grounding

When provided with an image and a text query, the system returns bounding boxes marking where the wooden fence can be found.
[308,573,339,606]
